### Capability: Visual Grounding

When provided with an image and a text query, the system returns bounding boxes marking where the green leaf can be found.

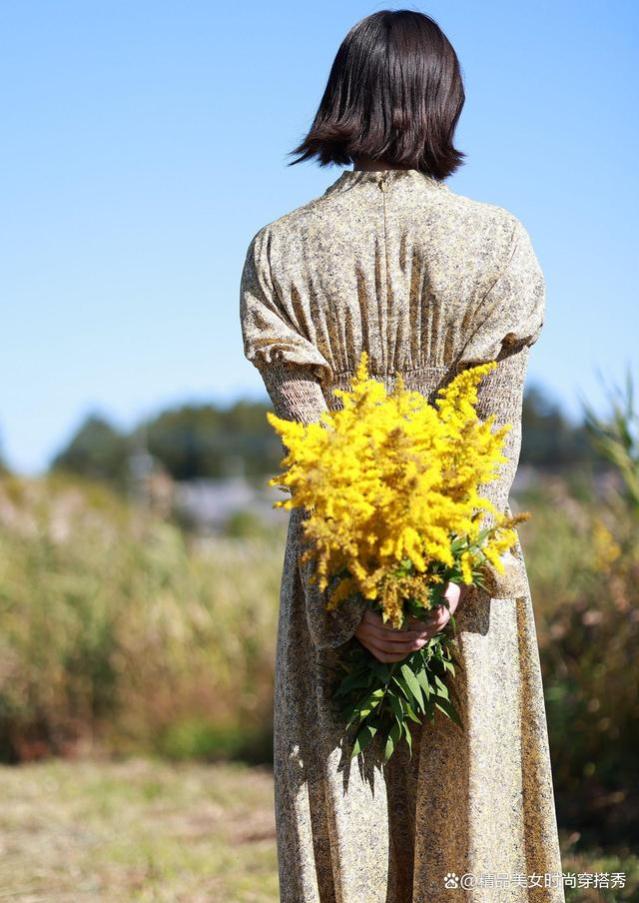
[344,712,364,731]
[371,661,392,681]
[388,691,404,722]
[404,723,413,758]
[345,687,385,727]
[358,687,385,711]
[435,697,463,728]
[415,667,432,700]
[383,720,402,763]
[403,703,421,725]
[335,671,374,697]
[434,675,450,700]
[392,674,412,703]
[400,664,426,713]
[421,644,434,663]
[351,723,378,758]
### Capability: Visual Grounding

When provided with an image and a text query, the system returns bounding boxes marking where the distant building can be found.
[173,476,289,532]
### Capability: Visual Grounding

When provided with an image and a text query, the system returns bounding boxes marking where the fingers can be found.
[364,633,428,656]
[360,608,450,645]
[354,588,462,663]
[405,612,438,628]
[361,621,429,645]
[363,610,431,638]
[355,621,429,663]
[444,581,462,613]
[358,629,429,656]
[359,639,419,664]
[356,623,437,664]
[425,607,451,632]
[405,608,450,633]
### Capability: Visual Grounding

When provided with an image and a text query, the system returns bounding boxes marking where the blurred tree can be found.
[49,385,607,486]
[49,402,283,484]
[50,414,129,483]
[0,429,8,475]
[145,400,282,480]
[521,383,598,469]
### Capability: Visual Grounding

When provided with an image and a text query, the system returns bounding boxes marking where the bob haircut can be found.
[289,9,466,181]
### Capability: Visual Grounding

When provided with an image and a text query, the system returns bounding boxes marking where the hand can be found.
[354,582,464,664]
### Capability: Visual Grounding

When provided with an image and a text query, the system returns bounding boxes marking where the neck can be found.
[352,156,413,173]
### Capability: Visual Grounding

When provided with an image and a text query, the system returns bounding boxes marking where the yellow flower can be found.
[460,551,474,585]
[267,351,523,624]
[592,519,621,571]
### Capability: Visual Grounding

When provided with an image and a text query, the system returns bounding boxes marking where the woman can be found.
[240,10,564,902]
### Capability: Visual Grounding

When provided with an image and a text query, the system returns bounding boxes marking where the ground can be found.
[0,759,636,902]
[0,759,278,902]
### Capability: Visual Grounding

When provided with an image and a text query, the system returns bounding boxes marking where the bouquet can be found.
[267,351,529,763]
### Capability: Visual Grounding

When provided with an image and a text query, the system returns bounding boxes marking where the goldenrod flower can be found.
[267,351,521,629]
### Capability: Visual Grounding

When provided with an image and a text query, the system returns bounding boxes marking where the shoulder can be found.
[445,187,544,282]
[244,182,539,274]
[244,190,343,256]
[441,185,528,247]
[240,192,335,288]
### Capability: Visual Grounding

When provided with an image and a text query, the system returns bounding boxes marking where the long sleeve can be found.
[455,217,546,599]
[240,227,368,648]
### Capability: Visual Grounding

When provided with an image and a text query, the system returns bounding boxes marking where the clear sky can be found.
[1,1,637,474]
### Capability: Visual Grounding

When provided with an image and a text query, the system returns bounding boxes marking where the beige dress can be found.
[240,168,565,902]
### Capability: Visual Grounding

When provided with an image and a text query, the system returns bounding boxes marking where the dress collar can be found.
[322,168,448,197]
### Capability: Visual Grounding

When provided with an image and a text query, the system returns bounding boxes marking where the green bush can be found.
[524,482,639,843]
[526,368,639,845]
[0,473,284,764]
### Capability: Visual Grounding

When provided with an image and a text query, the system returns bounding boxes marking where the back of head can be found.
[289,9,466,181]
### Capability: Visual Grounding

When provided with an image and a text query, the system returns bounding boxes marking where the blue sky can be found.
[1,1,637,474]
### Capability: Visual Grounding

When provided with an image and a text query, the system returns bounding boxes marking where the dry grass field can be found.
[0,759,278,902]
[0,758,637,902]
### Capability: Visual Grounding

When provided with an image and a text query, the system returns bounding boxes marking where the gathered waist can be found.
[329,362,453,379]
[323,362,460,408]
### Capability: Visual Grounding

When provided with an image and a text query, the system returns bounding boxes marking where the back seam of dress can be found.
[380,172,389,372]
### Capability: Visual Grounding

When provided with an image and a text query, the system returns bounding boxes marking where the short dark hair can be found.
[288,10,466,181]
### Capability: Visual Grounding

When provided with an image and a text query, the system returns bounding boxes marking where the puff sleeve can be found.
[240,227,333,421]
[455,217,546,599]
[239,227,369,649]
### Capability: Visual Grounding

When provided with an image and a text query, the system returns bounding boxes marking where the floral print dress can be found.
[239,168,565,902]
